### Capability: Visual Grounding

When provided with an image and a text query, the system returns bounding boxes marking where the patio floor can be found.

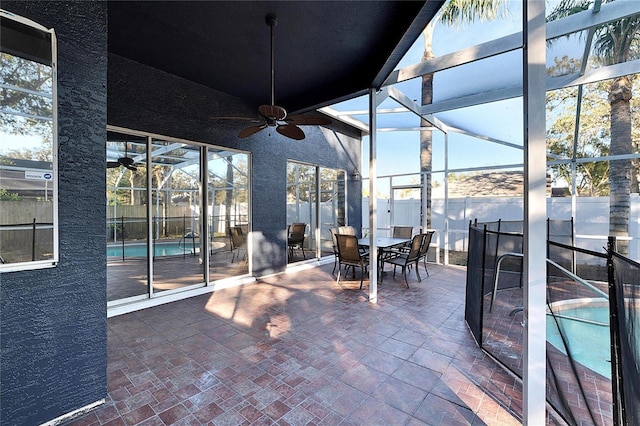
[68,262,529,426]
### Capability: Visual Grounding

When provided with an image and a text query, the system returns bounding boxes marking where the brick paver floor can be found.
[67,262,526,425]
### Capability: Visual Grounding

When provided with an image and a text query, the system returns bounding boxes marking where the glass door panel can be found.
[287,162,316,262]
[106,131,149,301]
[151,138,204,294]
[207,149,249,278]
[319,167,346,257]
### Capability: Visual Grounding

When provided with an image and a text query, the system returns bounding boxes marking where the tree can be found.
[420,0,507,227]
[548,0,640,254]
[0,53,53,161]
[546,56,624,196]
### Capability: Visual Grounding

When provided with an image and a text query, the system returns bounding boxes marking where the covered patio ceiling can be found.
[107,1,445,115]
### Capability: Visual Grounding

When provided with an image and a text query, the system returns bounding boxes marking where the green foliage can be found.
[0,53,53,138]
[0,188,20,201]
[438,0,508,28]
[546,73,640,196]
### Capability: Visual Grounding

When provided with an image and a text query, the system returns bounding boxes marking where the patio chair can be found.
[337,225,356,236]
[384,225,414,257]
[335,233,369,289]
[392,226,413,239]
[417,231,435,277]
[288,222,307,260]
[230,226,247,262]
[330,227,340,274]
[382,233,425,288]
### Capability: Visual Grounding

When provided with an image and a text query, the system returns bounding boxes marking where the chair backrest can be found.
[230,226,246,248]
[335,234,362,263]
[330,227,339,249]
[289,223,306,244]
[419,231,435,257]
[337,225,356,236]
[392,226,413,239]
[406,234,425,261]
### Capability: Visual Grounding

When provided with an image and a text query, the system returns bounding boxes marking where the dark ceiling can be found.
[108,1,443,114]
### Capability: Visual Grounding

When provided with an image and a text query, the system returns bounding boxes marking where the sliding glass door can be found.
[286,162,345,262]
[107,128,250,305]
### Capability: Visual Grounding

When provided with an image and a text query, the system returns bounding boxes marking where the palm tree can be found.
[548,0,640,255]
[420,0,507,227]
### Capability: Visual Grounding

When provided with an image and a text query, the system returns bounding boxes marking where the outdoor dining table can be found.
[357,237,411,274]
[357,237,409,250]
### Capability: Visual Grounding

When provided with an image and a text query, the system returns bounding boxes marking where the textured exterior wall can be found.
[0,2,108,425]
[0,3,359,424]
[108,54,362,275]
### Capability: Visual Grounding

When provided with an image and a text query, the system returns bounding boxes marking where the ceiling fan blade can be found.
[286,114,332,126]
[107,161,121,168]
[238,124,267,138]
[124,164,138,171]
[258,104,287,120]
[276,124,305,140]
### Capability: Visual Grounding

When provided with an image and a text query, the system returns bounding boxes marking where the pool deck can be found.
[68,262,566,425]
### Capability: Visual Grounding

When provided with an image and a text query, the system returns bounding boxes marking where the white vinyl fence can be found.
[363,194,640,261]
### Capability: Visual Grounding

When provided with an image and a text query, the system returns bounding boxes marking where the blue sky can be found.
[359,1,527,180]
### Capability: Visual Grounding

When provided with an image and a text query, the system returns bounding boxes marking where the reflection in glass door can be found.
[106,131,149,301]
[286,163,316,262]
[151,139,204,294]
[320,168,346,257]
[286,163,346,262]
[107,129,253,305]
[207,149,249,278]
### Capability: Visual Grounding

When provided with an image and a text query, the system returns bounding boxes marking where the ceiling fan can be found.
[107,142,138,171]
[213,13,331,141]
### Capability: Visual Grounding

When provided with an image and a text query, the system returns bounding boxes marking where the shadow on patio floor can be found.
[68,262,526,425]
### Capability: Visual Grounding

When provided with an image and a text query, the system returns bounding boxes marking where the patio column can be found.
[523,0,546,424]
[368,87,378,303]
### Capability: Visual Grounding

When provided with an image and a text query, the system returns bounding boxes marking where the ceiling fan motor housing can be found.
[232,12,330,140]
[266,13,278,27]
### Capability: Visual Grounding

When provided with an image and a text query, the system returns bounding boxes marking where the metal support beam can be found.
[201,146,210,282]
[523,1,547,424]
[368,88,378,303]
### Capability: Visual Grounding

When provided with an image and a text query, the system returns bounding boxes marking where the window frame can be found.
[0,10,58,273]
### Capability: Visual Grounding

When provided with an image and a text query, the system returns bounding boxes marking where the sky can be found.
[356,0,529,181]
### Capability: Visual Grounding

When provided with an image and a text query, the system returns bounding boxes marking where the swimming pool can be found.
[547,299,612,378]
[107,242,197,258]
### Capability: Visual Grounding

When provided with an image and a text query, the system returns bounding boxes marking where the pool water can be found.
[107,242,196,258]
[547,302,611,379]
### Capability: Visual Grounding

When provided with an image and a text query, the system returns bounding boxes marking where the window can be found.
[0,11,58,272]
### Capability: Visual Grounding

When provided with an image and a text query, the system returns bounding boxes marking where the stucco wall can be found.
[107,53,363,275]
[0,4,361,422]
[1,2,108,425]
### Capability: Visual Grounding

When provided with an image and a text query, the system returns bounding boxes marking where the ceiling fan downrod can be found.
[266,13,278,108]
